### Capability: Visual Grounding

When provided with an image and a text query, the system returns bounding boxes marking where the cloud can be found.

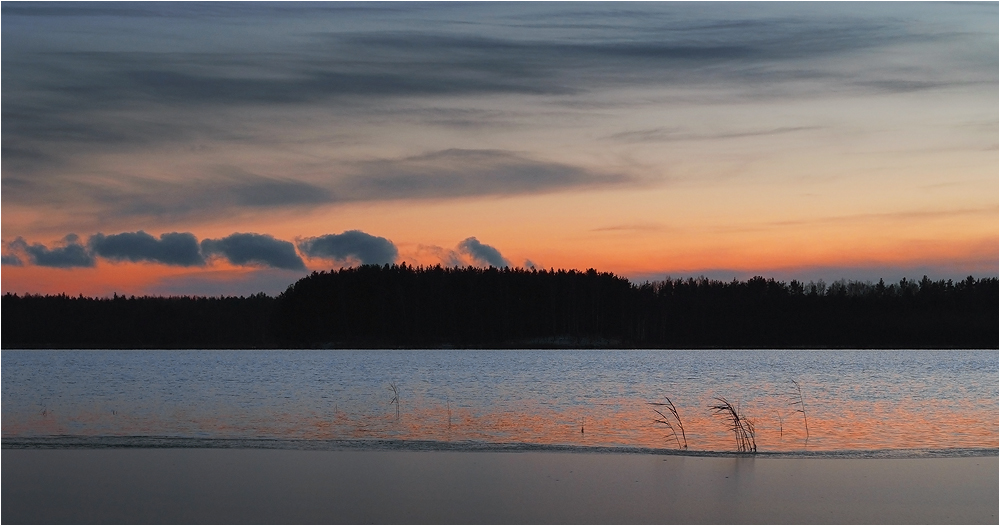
[3,230,519,271]
[605,126,821,144]
[298,230,398,266]
[591,222,670,233]
[2,2,994,247]
[342,149,628,201]
[5,3,980,173]
[413,244,465,268]
[43,151,627,224]
[412,238,527,269]
[458,237,510,268]
[1,253,24,266]
[74,171,335,221]
[226,178,334,208]
[201,233,305,270]
[3,3,992,230]
[11,234,96,268]
[89,231,204,266]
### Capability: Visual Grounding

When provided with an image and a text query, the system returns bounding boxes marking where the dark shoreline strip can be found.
[3,435,996,459]
[5,269,997,349]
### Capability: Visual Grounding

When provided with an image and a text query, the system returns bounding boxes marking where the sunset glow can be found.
[2,3,996,296]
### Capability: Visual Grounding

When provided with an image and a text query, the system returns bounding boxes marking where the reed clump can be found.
[649,397,688,449]
[709,397,756,453]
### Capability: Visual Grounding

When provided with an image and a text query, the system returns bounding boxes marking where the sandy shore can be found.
[3,449,997,524]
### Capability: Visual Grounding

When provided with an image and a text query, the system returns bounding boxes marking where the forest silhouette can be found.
[3,264,997,349]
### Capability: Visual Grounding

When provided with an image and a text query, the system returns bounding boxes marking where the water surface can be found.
[3,350,996,455]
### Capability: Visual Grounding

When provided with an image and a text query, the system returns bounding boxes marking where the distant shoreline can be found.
[4,266,997,349]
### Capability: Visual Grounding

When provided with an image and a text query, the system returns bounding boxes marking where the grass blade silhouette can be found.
[389,382,400,420]
[649,397,687,449]
[709,397,756,453]
[789,380,809,442]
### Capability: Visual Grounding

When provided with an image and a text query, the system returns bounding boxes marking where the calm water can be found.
[2,350,997,454]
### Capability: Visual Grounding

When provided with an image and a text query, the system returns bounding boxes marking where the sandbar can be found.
[2,449,997,524]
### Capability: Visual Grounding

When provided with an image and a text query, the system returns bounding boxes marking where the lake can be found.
[2,350,996,455]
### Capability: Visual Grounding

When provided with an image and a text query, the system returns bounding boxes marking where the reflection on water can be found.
[2,350,997,452]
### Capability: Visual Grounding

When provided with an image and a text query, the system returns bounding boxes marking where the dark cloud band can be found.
[1,254,24,266]
[90,231,204,266]
[9,235,95,268]
[343,149,627,202]
[6,231,321,271]
[21,150,627,225]
[201,233,306,271]
[298,231,398,266]
[4,230,523,273]
[5,2,986,221]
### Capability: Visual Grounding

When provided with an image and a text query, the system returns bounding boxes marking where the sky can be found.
[2,2,997,297]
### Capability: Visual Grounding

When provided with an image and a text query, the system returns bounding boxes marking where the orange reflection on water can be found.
[7,393,996,453]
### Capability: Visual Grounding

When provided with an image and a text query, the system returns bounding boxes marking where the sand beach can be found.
[2,448,996,524]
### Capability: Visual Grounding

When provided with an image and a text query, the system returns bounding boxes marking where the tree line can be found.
[3,265,997,349]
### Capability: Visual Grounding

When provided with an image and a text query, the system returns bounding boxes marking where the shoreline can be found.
[3,448,997,524]
[3,435,998,459]
[9,345,1000,349]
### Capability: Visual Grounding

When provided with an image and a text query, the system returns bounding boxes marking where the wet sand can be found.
[2,449,997,524]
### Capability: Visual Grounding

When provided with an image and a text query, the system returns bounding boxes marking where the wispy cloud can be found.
[764,207,999,228]
[711,207,999,234]
[5,2,988,176]
[14,150,627,224]
[413,244,465,268]
[73,171,335,221]
[341,149,628,202]
[606,126,821,144]
[591,223,670,233]
[410,238,520,269]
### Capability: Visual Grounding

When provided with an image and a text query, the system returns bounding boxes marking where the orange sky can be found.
[2,3,997,296]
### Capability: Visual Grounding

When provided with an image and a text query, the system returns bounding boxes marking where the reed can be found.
[789,379,809,441]
[709,397,756,453]
[649,397,688,449]
[388,382,400,420]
